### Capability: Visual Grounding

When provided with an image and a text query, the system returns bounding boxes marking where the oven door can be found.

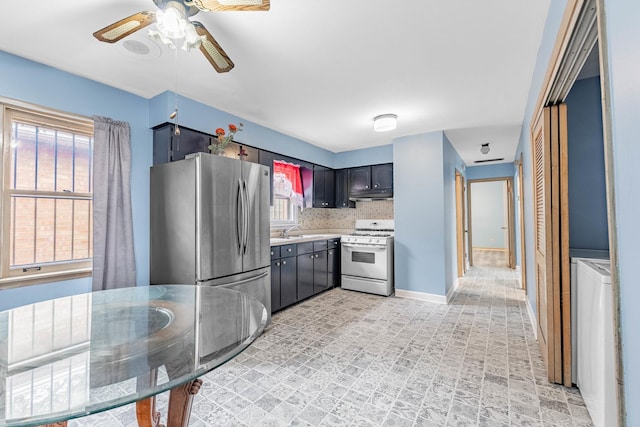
[341,243,388,280]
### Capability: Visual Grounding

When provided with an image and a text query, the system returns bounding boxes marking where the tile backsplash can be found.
[297,200,394,231]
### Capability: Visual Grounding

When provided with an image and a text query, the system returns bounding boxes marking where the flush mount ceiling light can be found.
[373,114,398,132]
[480,143,490,154]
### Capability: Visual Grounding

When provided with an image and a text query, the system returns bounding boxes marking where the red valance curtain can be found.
[273,160,303,207]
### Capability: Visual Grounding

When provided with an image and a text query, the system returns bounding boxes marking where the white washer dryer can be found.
[576,258,616,427]
[569,248,609,384]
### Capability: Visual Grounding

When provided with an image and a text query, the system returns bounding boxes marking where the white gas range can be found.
[341,219,394,296]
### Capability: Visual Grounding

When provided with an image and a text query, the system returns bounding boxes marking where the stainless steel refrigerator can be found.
[150,152,271,324]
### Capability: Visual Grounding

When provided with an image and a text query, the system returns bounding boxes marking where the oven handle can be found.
[342,243,388,250]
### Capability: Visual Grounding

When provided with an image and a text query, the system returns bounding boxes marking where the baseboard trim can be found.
[395,289,447,304]
[526,296,538,340]
[446,278,460,304]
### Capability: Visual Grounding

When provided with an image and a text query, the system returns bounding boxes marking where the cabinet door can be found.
[280,256,297,308]
[335,169,354,208]
[313,166,328,207]
[153,124,173,165]
[271,259,281,312]
[371,163,393,191]
[297,253,314,300]
[348,166,371,194]
[171,127,210,162]
[328,239,340,285]
[313,250,329,294]
[313,166,336,208]
[223,142,259,163]
[324,169,335,208]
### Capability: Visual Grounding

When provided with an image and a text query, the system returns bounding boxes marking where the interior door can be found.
[532,105,568,384]
[455,171,466,276]
[517,154,527,290]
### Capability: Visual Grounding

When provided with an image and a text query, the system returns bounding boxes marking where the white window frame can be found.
[0,98,94,289]
[270,167,299,227]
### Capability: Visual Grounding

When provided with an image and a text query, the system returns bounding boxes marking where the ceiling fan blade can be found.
[189,0,270,12]
[192,22,235,73]
[93,11,156,43]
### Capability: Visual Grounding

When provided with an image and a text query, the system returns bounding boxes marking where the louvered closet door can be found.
[532,104,568,385]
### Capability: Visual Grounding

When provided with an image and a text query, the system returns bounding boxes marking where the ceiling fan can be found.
[93,0,270,73]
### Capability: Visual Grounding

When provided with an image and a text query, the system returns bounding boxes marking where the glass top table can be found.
[0,285,268,427]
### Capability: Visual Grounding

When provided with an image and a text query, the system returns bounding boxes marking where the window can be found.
[1,100,94,286]
[270,160,303,225]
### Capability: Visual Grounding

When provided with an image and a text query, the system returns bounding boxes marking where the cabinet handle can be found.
[282,260,287,265]
[275,261,280,266]
[310,255,314,259]
[270,251,274,255]
[315,254,319,258]
[287,248,292,252]
[329,251,333,255]
[374,184,378,188]
[365,185,369,188]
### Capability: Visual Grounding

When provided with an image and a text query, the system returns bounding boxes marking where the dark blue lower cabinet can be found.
[328,247,339,288]
[271,259,281,312]
[297,252,315,300]
[280,257,297,308]
[271,240,340,313]
[313,250,329,294]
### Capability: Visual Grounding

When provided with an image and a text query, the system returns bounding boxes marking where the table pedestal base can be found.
[38,378,203,427]
[136,378,203,427]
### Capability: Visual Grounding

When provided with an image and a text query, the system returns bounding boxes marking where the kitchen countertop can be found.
[270,233,343,246]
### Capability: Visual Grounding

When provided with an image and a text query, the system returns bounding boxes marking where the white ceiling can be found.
[0,0,551,165]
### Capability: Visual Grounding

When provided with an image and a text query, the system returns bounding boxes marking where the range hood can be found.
[349,189,393,201]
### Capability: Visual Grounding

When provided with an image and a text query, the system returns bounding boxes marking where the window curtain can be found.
[92,116,136,291]
[273,160,303,208]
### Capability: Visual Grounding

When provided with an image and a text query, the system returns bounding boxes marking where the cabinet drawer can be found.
[313,240,328,251]
[281,244,296,257]
[270,246,280,260]
[297,242,315,255]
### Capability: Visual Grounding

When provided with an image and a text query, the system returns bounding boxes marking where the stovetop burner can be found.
[351,232,392,237]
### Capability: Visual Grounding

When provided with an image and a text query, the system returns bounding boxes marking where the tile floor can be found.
[472,249,509,269]
[71,266,594,426]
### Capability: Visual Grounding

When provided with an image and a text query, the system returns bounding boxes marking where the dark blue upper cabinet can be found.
[348,163,393,198]
[313,165,335,208]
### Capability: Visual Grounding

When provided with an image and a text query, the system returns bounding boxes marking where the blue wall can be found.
[149,91,337,168]
[333,144,394,169]
[465,163,515,180]
[393,132,446,296]
[565,76,609,250]
[0,50,152,306]
[442,134,466,294]
[601,0,640,423]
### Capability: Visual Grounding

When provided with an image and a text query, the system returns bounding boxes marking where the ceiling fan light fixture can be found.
[182,22,205,50]
[373,114,397,132]
[155,6,188,40]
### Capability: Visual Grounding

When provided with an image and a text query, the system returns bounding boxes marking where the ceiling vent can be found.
[474,158,504,164]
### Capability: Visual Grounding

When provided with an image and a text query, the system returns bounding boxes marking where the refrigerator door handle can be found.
[236,179,243,255]
[242,180,249,254]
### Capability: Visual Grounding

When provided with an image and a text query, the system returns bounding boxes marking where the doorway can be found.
[467,178,515,269]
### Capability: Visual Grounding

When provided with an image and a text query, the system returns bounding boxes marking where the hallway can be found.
[73,267,593,426]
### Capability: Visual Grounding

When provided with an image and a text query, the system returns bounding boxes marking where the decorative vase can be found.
[210,144,226,156]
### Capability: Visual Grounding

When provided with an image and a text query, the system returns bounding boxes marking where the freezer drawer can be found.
[199,267,271,326]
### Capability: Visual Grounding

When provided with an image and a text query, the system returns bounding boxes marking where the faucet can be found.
[281,224,300,238]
